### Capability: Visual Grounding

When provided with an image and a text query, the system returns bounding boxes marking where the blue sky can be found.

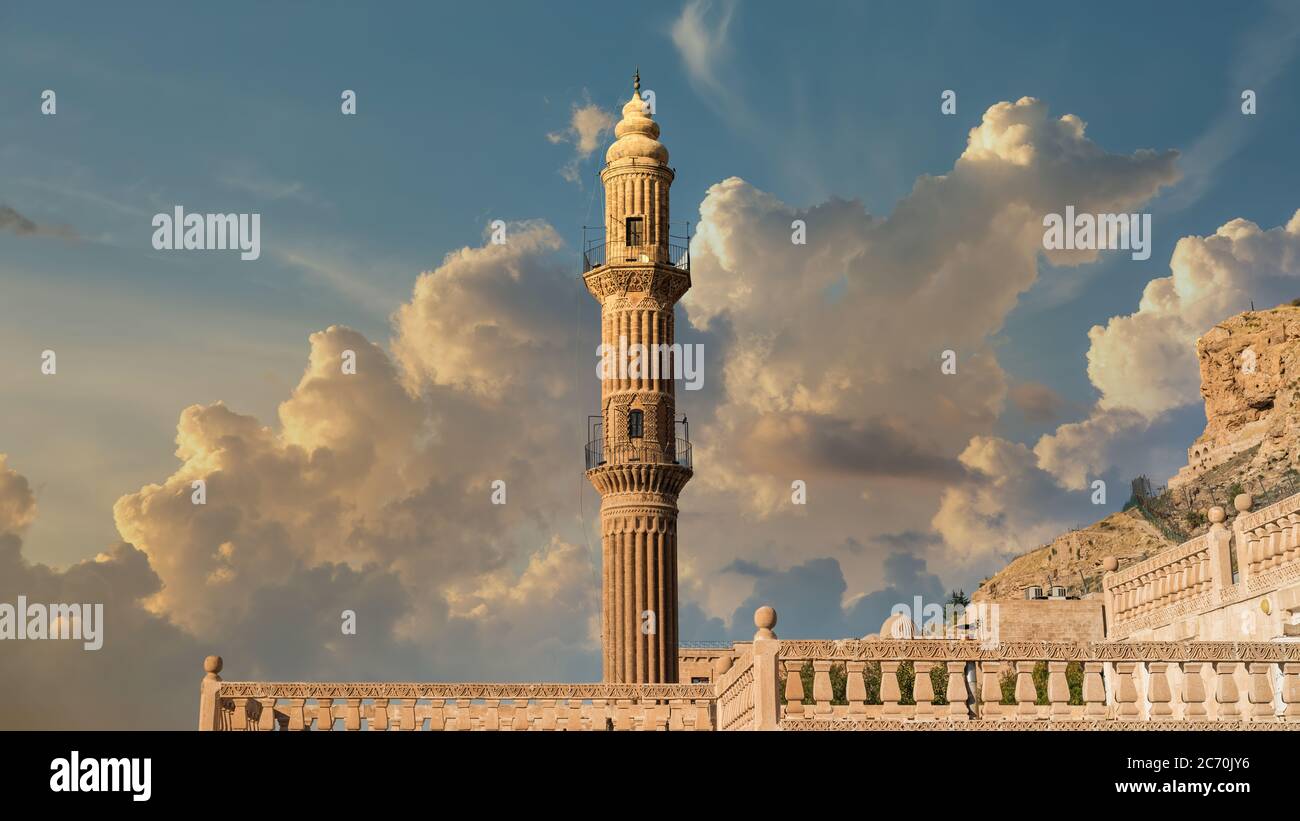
[3,1,1300,711]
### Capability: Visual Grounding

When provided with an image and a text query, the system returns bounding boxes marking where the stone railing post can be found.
[979,661,1003,720]
[913,661,935,720]
[1047,661,1071,720]
[1014,661,1038,719]
[880,660,903,718]
[1247,663,1276,722]
[1182,662,1208,720]
[198,655,223,731]
[1146,662,1172,719]
[1214,661,1243,721]
[751,606,782,730]
[811,660,834,716]
[1232,494,1254,583]
[1113,662,1139,719]
[1082,661,1106,719]
[1282,663,1300,722]
[1205,507,1234,590]
[846,661,868,720]
[945,661,969,720]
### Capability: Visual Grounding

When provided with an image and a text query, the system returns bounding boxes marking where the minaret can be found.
[584,70,693,683]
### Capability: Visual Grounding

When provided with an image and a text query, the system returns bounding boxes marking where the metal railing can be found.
[581,224,691,274]
[585,438,692,471]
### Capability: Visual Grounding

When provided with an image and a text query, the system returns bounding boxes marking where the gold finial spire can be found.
[634,67,640,94]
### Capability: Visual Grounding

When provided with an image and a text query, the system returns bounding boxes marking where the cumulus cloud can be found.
[684,97,1179,522]
[548,97,616,183]
[1032,210,1300,489]
[4,220,608,727]
[1009,381,1066,424]
[936,211,1300,563]
[0,94,1221,725]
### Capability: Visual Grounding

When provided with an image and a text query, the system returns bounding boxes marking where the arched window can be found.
[627,409,644,439]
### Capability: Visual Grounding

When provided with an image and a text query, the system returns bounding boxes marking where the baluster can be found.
[371,698,389,730]
[979,661,1003,720]
[587,699,607,731]
[613,698,633,730]
[1182,662,1208,720]
[1082,662,1106,719]
[1146,662,1172,719]
[501,700,520,730]
[1286,513,1300,564]
[1250,527,1266,576]
[1047,661,1071,720]
[1214,661,1242,721]
[1247,663,1275,722]
[459,698,478,731]
[428,698,446,731]
[647,699,670,731]
[1113,662,1139,720]
[945,661,969,720]
[344,698,361,731]
[513,700,533,730]
[667,698,686,731]
[1282,663,1300,722]
[394,698,415,730]
[845,661,867,720]
[482,698,501,731]
[783,660,805,716]
[913,660,935,720]
[314,698,333,731]
[811,660,833,716]
[229,697,250,730]
[1265,523,1281,569]
[693,698,712,731]
[1014,661,1038,719]
[285,698,306,730]
[257,697,277,731]
[880,660,903,718]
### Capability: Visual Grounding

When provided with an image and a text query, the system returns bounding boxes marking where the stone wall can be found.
[991,599,1106,643]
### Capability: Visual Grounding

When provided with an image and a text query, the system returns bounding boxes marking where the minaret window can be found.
[627,409,644,439]
[625,217,644,248]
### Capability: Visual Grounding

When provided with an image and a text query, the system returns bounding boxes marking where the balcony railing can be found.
[585,438,692,471]
[581,224,691,274]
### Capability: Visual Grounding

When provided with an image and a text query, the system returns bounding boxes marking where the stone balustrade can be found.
[772,638,1300,729]
[1104,490,1300,639]
[1235,490,1300,582]
[200,606,1300,731]
[1106,532,1217,624]
[198,657,714,731]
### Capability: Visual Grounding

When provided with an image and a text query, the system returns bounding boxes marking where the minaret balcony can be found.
[585,415,692,471]
[585,438,693,471]
[581,225,691,274]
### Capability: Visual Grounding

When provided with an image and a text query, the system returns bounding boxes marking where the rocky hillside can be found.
[972,508,1173,602]
[975,301,1300,602]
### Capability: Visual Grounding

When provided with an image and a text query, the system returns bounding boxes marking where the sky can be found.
[3,0,1300,727]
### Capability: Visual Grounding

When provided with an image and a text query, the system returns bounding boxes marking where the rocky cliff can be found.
[976,302,1300,602]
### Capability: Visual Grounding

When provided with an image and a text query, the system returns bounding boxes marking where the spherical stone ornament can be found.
[1234,493,1254,513]
[204,655,223,675]
[1208,506,1226,524]
[753,605,777,639]
[1102,556,1119,573]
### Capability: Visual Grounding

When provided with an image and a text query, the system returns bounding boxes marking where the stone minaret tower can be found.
[584,70,693,683]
